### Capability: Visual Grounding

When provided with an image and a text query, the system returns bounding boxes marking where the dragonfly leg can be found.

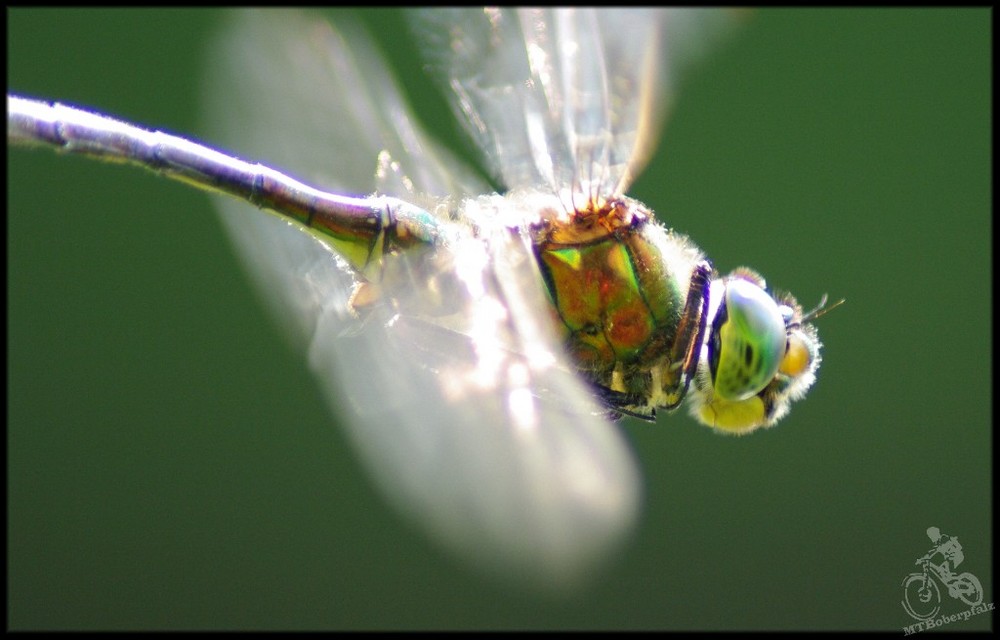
[585,380,657,422]
[658,260,713,410]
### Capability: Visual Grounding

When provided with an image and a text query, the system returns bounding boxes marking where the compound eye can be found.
[780,330,814,377]
[711,278,786,401]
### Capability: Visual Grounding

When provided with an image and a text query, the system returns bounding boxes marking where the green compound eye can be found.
[711,278,786,401]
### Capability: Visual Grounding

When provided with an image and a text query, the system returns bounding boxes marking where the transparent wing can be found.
[412,8,734,199]
[201,9,639,589]
[206,9,485,201]
[202,8,489,348]
[312,211,640,588]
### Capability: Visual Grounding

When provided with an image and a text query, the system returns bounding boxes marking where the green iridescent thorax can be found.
[532,197,707,412]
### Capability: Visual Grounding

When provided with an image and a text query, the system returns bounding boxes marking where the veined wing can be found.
[206,10,486,201]
[203,9,488,345]
[202,9,639,589]
[412,8,733,200]
[309,206,641,589]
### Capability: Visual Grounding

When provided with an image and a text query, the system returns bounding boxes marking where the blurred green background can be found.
[8,8,990,631]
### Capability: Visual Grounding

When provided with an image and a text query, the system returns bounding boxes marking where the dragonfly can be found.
[8,9,835,590]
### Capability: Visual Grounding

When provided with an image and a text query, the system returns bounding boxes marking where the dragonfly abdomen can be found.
[6,96,448,288]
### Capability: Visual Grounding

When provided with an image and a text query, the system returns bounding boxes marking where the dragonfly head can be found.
[689,268,834,434]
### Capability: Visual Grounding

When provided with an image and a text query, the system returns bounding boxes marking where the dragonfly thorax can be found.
[529,194,713,422]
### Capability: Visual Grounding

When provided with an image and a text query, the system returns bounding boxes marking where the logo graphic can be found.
[901,526,984,621]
